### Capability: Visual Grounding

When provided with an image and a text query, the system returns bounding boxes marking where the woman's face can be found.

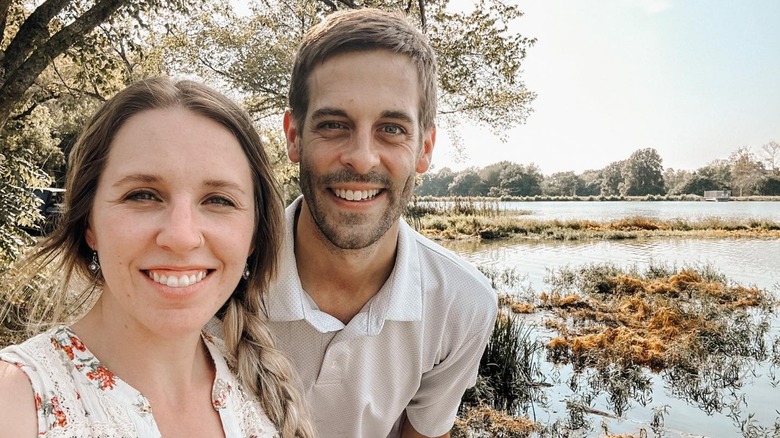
[85,108,256,338]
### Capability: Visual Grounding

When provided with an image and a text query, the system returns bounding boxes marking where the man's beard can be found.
[299,164,416,250]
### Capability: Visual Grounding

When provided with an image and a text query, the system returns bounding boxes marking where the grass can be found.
[413,214,780,240]
[452,405,537,437]
[406,197,780,240]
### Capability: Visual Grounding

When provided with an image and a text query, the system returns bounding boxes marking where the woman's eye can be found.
[205,196,235,207]
[126,191,158,202]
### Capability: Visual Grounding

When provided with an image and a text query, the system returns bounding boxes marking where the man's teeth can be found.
[148,270,207,288]
[334,188,380,201]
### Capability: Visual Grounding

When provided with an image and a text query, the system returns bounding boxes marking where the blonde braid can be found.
[222,294,315,438]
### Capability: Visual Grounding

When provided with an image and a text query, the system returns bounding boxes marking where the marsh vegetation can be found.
[455,262,780,437]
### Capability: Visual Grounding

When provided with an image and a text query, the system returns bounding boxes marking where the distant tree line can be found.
[416,143,780,198]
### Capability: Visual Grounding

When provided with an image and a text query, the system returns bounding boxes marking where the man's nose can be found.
[340,128,380,174]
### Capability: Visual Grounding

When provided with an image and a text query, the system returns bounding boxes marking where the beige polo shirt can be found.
[266,197,498,437]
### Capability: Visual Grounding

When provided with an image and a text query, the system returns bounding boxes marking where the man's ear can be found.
[283,111,301,164]
[415,125,436,173]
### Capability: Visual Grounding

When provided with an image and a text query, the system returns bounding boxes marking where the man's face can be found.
[284,50,435,250]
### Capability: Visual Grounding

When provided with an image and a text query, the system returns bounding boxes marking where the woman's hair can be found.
[2,77,313,437]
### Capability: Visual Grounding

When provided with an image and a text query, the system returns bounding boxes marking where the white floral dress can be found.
[0,326,278,437]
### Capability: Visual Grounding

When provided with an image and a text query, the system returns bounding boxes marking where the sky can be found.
[432,0,780,175]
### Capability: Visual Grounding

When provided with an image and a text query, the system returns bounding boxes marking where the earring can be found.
[88,250,100,273]
[242,263,250,280]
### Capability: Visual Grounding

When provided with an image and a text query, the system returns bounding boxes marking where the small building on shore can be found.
[704,190,730,201]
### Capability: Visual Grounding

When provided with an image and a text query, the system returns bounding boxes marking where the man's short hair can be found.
[288,8,438,132]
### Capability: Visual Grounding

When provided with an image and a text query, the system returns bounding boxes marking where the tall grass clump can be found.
[462,312,547,415]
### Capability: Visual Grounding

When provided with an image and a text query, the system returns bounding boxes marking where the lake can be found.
[438,202,780,437]
[501,200,780,222]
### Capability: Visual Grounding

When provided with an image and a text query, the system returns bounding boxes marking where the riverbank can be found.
[413,214,780,241]
[413,195,780,202]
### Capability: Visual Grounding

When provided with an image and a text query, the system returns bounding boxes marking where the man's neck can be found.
[293,200,398,324]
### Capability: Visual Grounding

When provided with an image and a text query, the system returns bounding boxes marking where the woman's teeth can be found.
[148,270,207,288]
[333,188,380,201]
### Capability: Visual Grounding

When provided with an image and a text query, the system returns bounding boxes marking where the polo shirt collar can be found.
[266,197,423,330]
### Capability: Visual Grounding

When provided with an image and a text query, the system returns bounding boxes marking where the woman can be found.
[0,78,313,437]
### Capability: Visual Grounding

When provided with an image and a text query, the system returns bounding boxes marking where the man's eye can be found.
[321,121,345,130]
[381,125,404,135]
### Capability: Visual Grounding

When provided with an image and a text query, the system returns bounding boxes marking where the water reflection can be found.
[443,238,780,293]
[450,238,780,437]
[500,201,780,222]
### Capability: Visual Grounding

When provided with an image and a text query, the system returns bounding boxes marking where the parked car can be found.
[22,188,65,236]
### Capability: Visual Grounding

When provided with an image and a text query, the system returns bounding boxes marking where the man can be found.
[267,8,498,437]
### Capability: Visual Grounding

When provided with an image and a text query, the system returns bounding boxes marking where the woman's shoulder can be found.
[0,344,42,437]
[0,360,38,436]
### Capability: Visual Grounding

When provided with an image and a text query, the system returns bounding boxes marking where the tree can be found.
[497,163,542,197]
[729,146,765,196]
[619,148,664,196]
[759,140,779,175]
[697,159,732,190]
[541,171,578,196]
[479,161,513,192]
[577,169,601,196]
[759,175,780,195]
[416,167,456,196]
[448,169,484,196]
[674,172,720,196]
[0,0,195,129]
[663,168,690,195]
[600,161,624,196]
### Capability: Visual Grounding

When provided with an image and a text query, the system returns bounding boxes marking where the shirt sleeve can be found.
[403,300,498,436]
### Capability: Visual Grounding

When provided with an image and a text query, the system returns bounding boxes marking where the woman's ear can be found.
[85,220,97,251]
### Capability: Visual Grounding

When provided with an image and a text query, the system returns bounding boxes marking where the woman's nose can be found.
[155,201,203,252]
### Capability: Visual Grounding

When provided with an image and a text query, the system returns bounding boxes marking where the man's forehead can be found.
[304,51,421,122]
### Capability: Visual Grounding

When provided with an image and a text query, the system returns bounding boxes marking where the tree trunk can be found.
[0,0,129,130]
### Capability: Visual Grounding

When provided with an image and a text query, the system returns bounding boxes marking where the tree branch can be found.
[3,0,70,76]
[317,0,337,10]
[0,0,129,128]
[0,0,13,48]
[334,0,356,7]
[418,0,426,31]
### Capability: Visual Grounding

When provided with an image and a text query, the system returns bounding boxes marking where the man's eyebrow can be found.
[310,107,349,120]
[380,110,414,124]
[310,108,415,124]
